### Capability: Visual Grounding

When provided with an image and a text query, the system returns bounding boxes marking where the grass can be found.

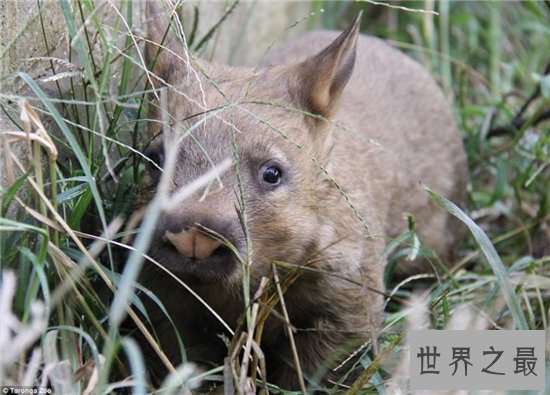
[1,0,548,394]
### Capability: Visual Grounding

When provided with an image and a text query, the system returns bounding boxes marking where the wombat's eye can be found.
[143,145,164,171]
[260,164,282,186]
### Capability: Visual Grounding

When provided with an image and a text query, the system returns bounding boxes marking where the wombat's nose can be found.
[165,228,223,260]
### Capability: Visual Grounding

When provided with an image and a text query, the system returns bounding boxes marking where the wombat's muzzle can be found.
[165,227,224,260]
[149,209,242,282]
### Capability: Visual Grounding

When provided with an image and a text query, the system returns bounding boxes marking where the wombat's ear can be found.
[145,1,184,86]
[293,12,362,118]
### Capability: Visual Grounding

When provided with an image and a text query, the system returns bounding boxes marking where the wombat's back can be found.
[266,32,467,272]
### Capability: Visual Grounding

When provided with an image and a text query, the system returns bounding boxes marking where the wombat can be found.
[134,3,467,390]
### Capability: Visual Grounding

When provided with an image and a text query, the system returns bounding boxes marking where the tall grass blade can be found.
[121,338,147,395]
[422,183,529,330]
[16,73,109,236]
[43,330,76,394]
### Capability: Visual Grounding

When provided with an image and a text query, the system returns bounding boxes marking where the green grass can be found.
[1,1,548,394]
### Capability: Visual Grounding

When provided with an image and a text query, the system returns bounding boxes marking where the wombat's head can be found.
[140,3,361,286]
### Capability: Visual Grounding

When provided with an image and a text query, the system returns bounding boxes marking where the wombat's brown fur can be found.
[135,3,467,390]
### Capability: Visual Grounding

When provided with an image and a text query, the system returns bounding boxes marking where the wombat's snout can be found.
[152,208,241,281]
[165,227,224,261]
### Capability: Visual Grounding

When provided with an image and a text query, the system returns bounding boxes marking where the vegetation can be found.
[1,0,548,393]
